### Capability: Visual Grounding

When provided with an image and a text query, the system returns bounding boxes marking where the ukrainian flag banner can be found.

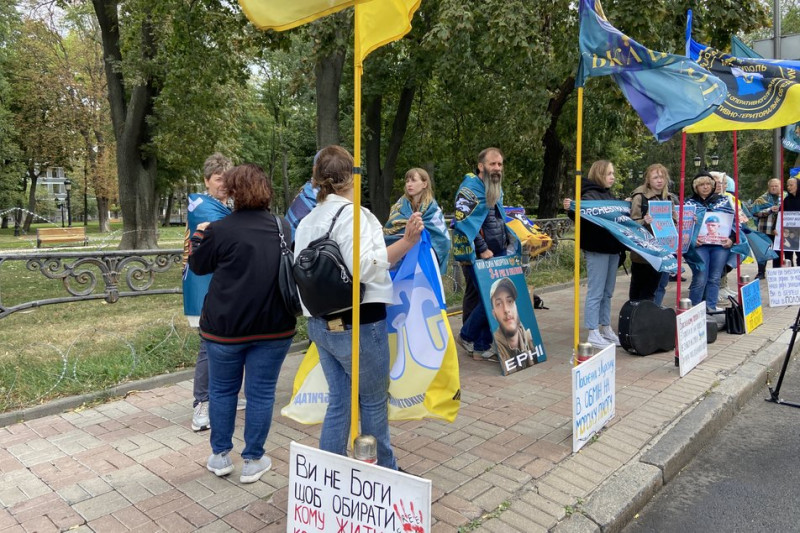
[577,0,726,142]
[281,231,461,424]
[238,0,420,63]
[685,35,800,133]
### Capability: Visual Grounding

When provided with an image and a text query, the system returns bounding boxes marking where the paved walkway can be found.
[1,264,796,532]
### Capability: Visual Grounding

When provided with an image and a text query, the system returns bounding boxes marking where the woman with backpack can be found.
[562,160,626,349]
[294,145,422,470]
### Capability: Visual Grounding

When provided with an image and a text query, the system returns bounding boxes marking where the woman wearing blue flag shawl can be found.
[384,168,451,274]
[183,153,232,432]
[686,172,736,312]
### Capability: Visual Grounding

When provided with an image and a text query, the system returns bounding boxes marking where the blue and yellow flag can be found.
[685,32,800,133]
[577,0,726,142]
[238,0,420,62]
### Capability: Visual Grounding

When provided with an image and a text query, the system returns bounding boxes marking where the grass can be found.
[0,228,583,414]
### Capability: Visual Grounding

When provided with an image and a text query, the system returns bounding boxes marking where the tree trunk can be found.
[366,84,416,222]
[97,196,111,232]
[282,147,290,213]
[315,46,345,148]
[538,76,575,219]
[162,191,174,226]
[1,215,8,229]
[23,169,38,232]
[93,0,159,250]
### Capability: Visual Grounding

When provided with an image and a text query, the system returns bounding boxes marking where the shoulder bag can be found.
[275,215,303,317]
[293,204,365,317]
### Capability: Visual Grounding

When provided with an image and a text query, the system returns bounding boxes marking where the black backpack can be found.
[293,204,365,317]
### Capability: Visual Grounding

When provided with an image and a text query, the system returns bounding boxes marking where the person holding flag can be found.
[563,160,626,348]
[384,167,451,274]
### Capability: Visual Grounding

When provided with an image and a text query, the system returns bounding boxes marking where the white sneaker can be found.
[237,398,247,411]
[599,325,621,347]
[587,329,613,349]
[192,401,210,432]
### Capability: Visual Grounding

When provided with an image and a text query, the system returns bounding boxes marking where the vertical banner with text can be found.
[572,345,616,452]
[677,303,708,377]
[740,279,763,333]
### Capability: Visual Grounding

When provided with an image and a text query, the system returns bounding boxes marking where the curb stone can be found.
[561,328,795,533]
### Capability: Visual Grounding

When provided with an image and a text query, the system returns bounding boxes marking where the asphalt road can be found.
[624,342,800,533]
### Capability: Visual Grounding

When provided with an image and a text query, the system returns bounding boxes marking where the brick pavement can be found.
[1,263,795,532]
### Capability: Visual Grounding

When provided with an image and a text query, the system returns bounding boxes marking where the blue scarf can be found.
[183,193,231,318]
[452,173,519,263]
[286,179,319,237]
[384,197,451,274]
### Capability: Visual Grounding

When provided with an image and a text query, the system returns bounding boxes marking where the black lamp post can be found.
[711,154,720,168]
[57,202,65,227]
[693,156,702,170]
[64,178,72,227]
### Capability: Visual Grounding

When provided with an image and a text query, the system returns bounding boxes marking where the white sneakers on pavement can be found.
[587,329,612,349]
[600,325,621,347]
[192,401,210,432]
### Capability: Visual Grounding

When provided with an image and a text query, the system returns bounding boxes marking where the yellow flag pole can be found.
[573,86,584,365]
[350,17,363,448]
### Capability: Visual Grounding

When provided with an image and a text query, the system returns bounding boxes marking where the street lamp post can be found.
[694,154,720,171]
[64,178,72,227]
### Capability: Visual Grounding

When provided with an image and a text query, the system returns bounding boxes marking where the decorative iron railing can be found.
[0,249,183,319]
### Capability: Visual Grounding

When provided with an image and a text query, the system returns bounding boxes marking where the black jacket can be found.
[569,179,626,254]
[784,191,800,212]
[474,203,509,257]
[189,209,296,343]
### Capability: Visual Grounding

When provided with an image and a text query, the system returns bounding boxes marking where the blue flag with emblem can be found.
[577,0,726,142]
[569,200,678,273]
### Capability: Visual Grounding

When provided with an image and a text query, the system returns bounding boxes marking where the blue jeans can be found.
[308,317,397,470]
[205,338,291,460]
[654,272,669,307]
[689,245,729,312]
[584,251,619,330]
[459,266,493,351]
[193,337,209,406]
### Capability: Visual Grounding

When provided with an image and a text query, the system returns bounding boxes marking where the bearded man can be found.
[452,147,518,361]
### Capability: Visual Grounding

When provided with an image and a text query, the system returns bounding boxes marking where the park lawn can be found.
[0,229,580,413]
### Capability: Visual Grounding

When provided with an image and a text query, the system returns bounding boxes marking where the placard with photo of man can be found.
[473,255,547,375]
[697,211,733,245]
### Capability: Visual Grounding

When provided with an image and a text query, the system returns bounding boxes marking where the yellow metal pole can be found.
[350,20,363,449]
[573,87,584,365]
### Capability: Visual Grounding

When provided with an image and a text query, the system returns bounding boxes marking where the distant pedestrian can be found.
[751,178,783,279]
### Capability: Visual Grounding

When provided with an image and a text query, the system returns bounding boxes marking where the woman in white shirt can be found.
[294,145,422,469]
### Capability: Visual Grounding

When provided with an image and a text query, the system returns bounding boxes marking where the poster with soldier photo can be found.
[473,255,547,375]
[697,211,733,245]
[774,212,800,252]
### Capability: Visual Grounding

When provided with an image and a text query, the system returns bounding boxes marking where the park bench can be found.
[36,227,89,248]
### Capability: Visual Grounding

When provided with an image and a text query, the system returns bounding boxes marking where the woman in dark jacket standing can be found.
[563,160,626,348]
[189,164,296,484]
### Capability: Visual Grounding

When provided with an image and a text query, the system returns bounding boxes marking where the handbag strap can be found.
[323,203,352,238]
[274,215,290,255]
